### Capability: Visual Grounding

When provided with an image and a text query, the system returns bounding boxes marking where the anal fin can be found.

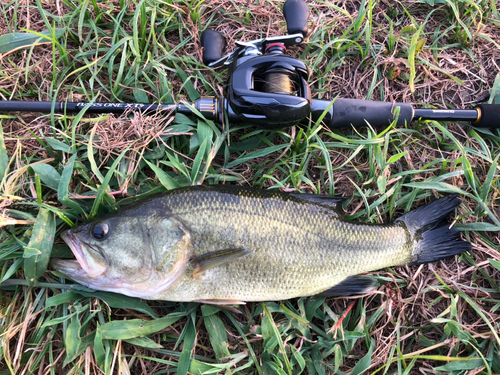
[317,275,377,297]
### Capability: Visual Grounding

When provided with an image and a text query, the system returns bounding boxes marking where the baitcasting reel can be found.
[199,0,312,129]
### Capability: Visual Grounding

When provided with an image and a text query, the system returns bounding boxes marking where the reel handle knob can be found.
[200,30,226,65]
[283,0,310,37]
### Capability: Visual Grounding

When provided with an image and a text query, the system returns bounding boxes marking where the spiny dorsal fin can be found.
[190,247,251,278]
[290,193,345,210]
[317,275,377,297]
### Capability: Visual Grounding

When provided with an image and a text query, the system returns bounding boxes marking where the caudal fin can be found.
[395,195,471,265]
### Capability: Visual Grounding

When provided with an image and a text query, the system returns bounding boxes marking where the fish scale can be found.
[52,185,471,302]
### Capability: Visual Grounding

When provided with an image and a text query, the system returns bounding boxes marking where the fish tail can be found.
[395,194,471,265]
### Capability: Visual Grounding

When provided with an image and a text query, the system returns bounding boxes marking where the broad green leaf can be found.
[46,292,81,308]
[387,151,408,164]
[290,345,306,373]
[144,159,181,190]
[42,312,78,328]
[491,74,500,104]
[23,247,41,258]
[202,306,231,361]
[178,317,197,375]
[434,358,485,371]
[225,144,289,169]
[45,137,71,153]
[196,120,215,157]
[64,312,82,365]
[94,324,106,368]
[444,321,478,346]
[175,64,200,101]
[489,259,500,272]
[1,258,23,283]
[23,209,56,285]
[133,82,149,103]
[72,290,158,318]
[311,345,326,375]
[190,138,208,183]
[174,113,197,127]
[89,148,129,219]
[404,181,466,195]
[30,164,61,190]
[350,338,375,375]
[0,28,65,54]
[305,297,325,321]
[480,158,498,202]
[455,223,500,232]
[124,336,163,349]
[100,312,184,340]
[334,344,343,374]
[58,154,87,217]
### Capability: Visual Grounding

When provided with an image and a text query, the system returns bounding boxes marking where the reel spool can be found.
[262,72,295,95]
[261,44,297,95]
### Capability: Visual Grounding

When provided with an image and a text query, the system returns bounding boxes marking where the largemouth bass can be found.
[51,186,470,303]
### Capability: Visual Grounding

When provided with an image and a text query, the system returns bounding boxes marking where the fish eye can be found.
[90,222,109,240]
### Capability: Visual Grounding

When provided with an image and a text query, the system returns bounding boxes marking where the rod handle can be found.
[283,0,310,37]
[474,104,500,128]
[310,98,414,128]
[200,30,226,65]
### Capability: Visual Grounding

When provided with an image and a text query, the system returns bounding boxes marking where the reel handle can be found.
[200,30,226,65]
[283,0,310,37]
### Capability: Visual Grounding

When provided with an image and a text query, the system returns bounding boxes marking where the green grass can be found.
[1,0,500,374]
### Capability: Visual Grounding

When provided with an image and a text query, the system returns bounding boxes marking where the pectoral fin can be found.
[190,247,251,278]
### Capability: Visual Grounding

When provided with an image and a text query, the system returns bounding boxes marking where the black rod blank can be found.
[0,101,175,114]
[413,108,478,122]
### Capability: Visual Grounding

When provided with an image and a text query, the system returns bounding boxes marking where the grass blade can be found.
[0,121,8,181]
[178,315,197,375]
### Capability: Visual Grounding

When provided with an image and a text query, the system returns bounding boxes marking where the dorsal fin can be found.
[290,193,345,210]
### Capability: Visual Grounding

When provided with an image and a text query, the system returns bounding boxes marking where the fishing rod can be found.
[0,0,499,130]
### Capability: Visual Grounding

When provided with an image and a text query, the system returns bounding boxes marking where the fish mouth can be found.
[51,231,109,289]
[58,230,107,278]
[50,258,87,276]
[50,257,114,292]
[60,231,89,272]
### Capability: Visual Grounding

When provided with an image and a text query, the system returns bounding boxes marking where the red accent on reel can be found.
[265,43,287,52]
